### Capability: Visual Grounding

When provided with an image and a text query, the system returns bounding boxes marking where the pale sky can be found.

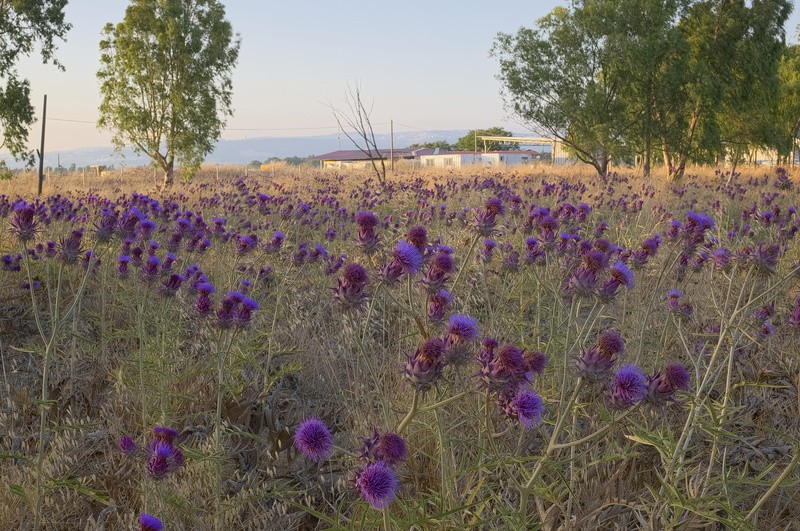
[8,1,800,153]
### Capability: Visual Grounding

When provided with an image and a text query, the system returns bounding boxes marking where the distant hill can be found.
[1,129,479,169]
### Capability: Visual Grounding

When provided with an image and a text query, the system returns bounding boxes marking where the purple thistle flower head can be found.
[160,273,185,297]
[524,350,548,376]
[407,225,428,251]
[356,210,379,229]
[503,388,545,429]
[152,426,179,443]
[416,337,445,365]
[142,255,160,280]
[362,430,407,466]
[94,210,118,242]
[610,364,648,407]
[484,197,505,216]
[355,461,398,509]
[59,229,84,264]
[610,261,634,288]
[119,435,137,456]
[711,247,732,269]
[789,296,800,327]
[448,314,479,342]
[431,249,454,274]
[147,441,179,480]
[646,363,690,405]
[685,211,715,233]
[597,330,625,358]
[10,203,38,243]
[665,363,691,391]
[567,265,597,296]
[495,343,528,377]
[270,231,286,249]
[476,342,531,396]
[138,219,157,239]
[757,321,775,340]
[427,289,452,323]
[582,249,609,272]
[576,345,616,381]
[196,282,215,295]
[195,292,214,316]
[404,339,446,392]
[478,238,497,263]
[391,241,423,276]
[294,418,333,461]
[343,263,369,288]
[117,255,131,278]
[139,513,164,531]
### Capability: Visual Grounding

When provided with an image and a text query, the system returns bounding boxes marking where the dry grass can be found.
[1,163,799,529]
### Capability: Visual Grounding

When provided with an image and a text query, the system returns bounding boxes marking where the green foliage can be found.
[0,0,70,163]
[0,160,13,180]
[493,0,793,179]
[452,127,513,152]
[777,45,800,162]
[408,140,453,150]
[97,0,240,185]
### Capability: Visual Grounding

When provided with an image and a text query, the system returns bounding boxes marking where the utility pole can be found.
[390,119,394,173]
[37,94,47,196]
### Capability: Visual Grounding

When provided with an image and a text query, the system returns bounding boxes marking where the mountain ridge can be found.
[2,129,483,169]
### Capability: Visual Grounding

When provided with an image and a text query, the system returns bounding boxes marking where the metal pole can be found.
[37,94,47,196]
[390,119,394,173]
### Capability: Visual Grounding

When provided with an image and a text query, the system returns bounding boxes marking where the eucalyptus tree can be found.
[0,0,70,163]
[97,0,240,185]
[492,1,646,178]
[666,0,790,179]
[777,44,800,164]
[453,127,513,152]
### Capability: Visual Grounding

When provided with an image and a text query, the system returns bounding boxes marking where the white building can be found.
[419,150,541,168]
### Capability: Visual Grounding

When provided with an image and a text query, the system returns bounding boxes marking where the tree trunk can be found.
[727,146,741,186]
[163,157,174,186]
[593,155,609,179]
[673,107,701,181]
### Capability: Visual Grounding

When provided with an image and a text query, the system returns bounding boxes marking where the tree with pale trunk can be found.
[97,0,240,186]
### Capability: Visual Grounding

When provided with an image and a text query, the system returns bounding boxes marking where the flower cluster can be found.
[475,338,547,429]
[294,418,402,510]
[119,426,185,481]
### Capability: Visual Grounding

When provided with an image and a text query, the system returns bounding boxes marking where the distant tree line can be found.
[410,127,516,152]
[250,157,321,168]
[493,0,798,179]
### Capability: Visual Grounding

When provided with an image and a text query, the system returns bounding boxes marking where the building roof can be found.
[421,149,542,157]
[311,148,437,161]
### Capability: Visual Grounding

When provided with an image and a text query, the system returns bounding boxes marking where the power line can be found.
[48,117,96,124]
[45,116,432,134]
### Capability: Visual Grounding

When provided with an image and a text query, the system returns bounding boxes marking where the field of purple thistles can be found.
[1,165,799,529]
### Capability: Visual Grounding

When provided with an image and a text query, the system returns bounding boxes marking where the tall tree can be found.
[612,0,689,177]
[97,0,240,185]
[453,127,513,152]
[777,44,800,164]
[0,1,70,163]
[717,0,791,176]
[668,0,790,179]
[492,3,636,177]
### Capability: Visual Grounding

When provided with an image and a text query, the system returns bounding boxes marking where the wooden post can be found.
[37,95,47,196]
[390,119,394,173]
